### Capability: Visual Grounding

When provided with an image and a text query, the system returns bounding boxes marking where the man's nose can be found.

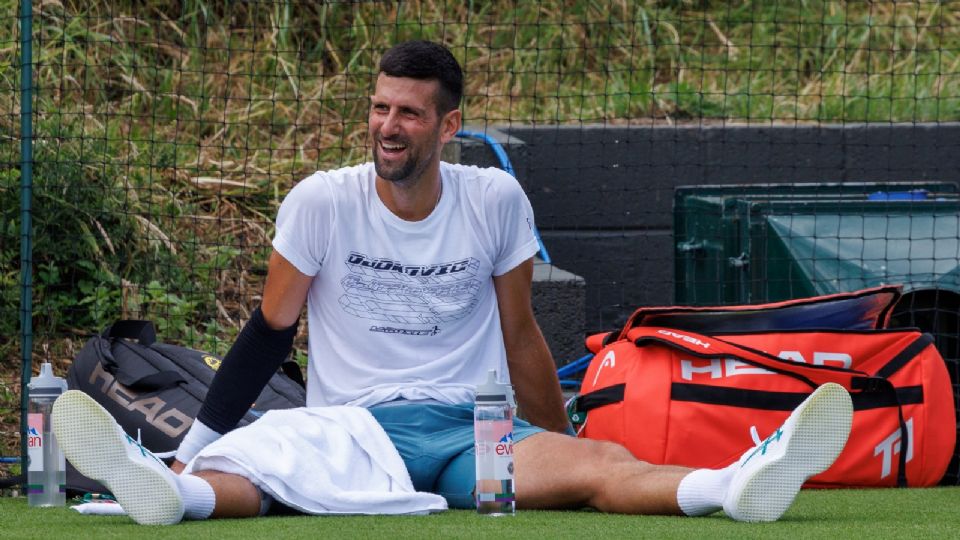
[380,109,401,136]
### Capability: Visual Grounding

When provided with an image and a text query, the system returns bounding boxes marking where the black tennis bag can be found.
[65,320,306,494]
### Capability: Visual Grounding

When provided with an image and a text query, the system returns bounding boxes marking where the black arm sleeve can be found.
[196,307,298,433]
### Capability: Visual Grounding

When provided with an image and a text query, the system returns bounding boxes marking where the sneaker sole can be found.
[725,382,853,522]
[52,390,184,525]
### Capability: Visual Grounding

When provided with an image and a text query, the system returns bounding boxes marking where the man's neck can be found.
[375,166,443,222]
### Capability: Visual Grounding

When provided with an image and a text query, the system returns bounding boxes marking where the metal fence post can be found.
[18,0,34,473]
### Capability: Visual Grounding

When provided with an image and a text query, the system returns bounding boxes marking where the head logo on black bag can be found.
[64,319,305,495]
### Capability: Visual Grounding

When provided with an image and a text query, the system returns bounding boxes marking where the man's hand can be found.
[170,459,186,474]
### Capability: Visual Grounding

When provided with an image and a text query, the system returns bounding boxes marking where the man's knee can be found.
[561,437,651,468]
[513,433,661,510]
[191,470,264,518]
[518,433,655,479]
[589,439,642,463]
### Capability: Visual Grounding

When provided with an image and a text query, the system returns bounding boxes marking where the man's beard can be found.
[373,146,419,183]
[373,135,437,184]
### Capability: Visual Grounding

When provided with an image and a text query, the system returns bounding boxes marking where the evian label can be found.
[475,419,514,481]
[27,413,43,472]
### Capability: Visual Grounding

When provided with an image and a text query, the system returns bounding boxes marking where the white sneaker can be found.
[52,390,185,525]
[722,382,853,522]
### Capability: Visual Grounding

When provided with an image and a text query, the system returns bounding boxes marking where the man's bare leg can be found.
[513,383,854,521]
[513,432,692,514]
[190,470,264,518]
[53,389,265,524]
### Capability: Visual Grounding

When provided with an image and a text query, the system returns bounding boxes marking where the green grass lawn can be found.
[0,487,957,539]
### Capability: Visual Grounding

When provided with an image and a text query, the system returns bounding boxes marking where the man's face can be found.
[368,74,454,184]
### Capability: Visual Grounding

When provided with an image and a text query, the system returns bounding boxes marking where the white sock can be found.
[176,474,216,520]
[676,463,737,517]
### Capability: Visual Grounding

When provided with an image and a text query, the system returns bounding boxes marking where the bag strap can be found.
[579,327,873,411]
[575,383,625,412]
[96,321,186,391]
[864,333,933,488]
[875,333,935,378]
[102,320,157,346]
[630,326,872,389]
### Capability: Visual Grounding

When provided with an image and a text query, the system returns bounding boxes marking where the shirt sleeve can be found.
[272,172,335,276]
[487,170,540,276]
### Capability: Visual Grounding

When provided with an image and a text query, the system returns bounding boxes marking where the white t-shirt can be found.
[272,162,540,407]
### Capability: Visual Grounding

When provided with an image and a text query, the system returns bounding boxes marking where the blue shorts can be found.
[368,402,544,509]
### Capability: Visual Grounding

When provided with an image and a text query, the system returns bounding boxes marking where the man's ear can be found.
[439,108,462,144]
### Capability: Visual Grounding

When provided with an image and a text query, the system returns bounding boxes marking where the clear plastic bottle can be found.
[27,363,67,507]
[474,369,515,516]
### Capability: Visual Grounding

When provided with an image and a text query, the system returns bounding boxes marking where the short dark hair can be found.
[379,40,463,114]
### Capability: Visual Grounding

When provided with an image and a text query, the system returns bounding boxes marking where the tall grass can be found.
[0,0,958,457]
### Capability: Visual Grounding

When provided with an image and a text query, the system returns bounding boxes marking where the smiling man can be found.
[52,40,854,525]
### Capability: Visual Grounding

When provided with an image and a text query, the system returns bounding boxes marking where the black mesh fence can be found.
[2,1,958,483]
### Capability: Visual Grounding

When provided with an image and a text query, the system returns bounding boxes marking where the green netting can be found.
[2,0,959,483]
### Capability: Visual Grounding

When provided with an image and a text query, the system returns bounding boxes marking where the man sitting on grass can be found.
[52,39,854,525]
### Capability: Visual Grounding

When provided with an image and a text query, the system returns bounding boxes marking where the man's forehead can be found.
[371,74,439,109]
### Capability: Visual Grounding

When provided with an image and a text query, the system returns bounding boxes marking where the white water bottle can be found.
[474,369,515,516]
[27,363,68,507]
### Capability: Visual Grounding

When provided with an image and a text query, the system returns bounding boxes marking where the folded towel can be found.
[71,501,127,516]
[184,406,448,515]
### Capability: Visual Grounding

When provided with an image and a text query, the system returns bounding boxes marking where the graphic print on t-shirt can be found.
[339,251,482,333]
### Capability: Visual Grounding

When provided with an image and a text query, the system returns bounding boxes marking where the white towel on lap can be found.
[183,406,448,515]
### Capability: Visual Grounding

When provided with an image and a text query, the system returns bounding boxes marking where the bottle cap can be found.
[28,363,68,397]
[475,369,508,403]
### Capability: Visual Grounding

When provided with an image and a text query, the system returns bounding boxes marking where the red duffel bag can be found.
[574,291,956,487]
